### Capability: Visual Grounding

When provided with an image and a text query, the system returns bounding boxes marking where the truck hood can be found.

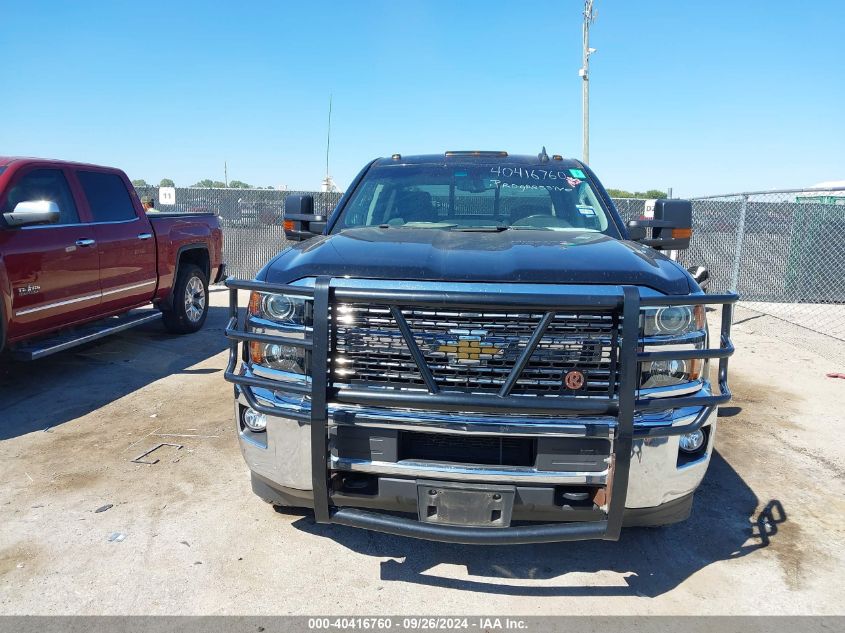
[260,228,694,295]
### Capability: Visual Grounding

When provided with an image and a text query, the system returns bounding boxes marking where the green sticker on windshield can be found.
[569,169,586,178]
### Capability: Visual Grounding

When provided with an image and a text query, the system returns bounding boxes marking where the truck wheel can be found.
[162,264,209,334]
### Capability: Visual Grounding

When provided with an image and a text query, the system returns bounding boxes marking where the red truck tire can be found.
[162,264,209,334]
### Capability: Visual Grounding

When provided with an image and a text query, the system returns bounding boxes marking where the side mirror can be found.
[627,224,647,241]
[627,199,693,250]
[3,200,61,227]
[283,195,326,241]
[687,265,710,292]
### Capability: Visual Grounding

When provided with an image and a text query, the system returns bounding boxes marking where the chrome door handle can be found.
[138,233,153,240]
[75,238,96,247]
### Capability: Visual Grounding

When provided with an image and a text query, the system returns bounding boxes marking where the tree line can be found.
[606,188,668,199]
[131,178,275,190]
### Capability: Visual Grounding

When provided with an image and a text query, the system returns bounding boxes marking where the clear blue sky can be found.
[3,0,843,196]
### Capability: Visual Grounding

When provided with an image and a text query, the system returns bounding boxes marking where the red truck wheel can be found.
[162,264,209,334]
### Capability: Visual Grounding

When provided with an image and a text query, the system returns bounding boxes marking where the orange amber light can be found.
[249,341,264,364]
[693,304,706,330]
[248,291,261,315]
[689,358,704,381]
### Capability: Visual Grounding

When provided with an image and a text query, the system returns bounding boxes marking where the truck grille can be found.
[398,432,536,466]
[332,304,620,397]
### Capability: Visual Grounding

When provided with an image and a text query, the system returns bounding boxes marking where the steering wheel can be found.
[511,214,573,228]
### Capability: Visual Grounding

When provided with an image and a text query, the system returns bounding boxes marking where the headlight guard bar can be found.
[224,277,737,543]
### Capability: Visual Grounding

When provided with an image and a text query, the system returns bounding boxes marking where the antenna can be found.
[321,95,338,192]
[325,94,332,180]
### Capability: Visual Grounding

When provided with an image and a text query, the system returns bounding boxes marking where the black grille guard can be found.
[224,277,737,544]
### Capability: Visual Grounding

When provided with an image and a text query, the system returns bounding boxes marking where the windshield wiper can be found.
[449,225,510,232]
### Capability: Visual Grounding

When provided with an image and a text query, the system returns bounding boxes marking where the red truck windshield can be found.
[334,162,620,236]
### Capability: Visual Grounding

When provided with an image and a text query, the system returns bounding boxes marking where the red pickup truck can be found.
[0,157,225,360]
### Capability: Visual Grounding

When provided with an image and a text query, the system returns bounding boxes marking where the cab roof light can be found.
[445,151,509,158]
[391,153,402,160]
[552,154,563,161]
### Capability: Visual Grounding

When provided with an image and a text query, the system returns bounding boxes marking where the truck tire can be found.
[162,264,209,334]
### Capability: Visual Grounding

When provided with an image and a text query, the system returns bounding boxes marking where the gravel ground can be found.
[1,293,843,615]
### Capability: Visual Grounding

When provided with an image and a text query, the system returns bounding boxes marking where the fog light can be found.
[679,429,705,453]
[242,407,267,433]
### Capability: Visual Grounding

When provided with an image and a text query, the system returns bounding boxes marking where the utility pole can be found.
[580,0,597,165]
[224,161,228,187]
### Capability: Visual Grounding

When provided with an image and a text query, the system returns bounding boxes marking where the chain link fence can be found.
[134,185,845,355]
[687,189,845,353]
[614,188,845,358]
[135,185,342,279]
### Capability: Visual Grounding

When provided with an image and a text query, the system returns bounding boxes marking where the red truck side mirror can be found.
[3,200,61,227]
[283,195,326,241]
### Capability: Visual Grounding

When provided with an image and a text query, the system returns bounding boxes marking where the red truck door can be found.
[0,166,101,341]
[73,169,157,312]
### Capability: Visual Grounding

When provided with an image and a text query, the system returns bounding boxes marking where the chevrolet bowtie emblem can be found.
[437,337,502,362]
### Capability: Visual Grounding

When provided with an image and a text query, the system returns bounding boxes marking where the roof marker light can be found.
[445,151,508,158]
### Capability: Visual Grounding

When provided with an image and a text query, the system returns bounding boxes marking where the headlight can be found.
[249,341,306,374]
[640,304,707,391]
[246,291,310,375]
[248,291,308,326]
[264,294,297,321]
[640,358,703,389]
[642,305,704,337]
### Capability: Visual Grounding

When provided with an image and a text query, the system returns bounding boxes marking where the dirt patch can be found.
[719,371,800,431]
[715,364,845,591]
[765,515,806,590]
[0,542,43,580]
[721,369,845,478]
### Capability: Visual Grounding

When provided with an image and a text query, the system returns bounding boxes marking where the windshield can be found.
[333,162,620,236]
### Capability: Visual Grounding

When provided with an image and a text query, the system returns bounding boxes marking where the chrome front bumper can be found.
[236,386,717,510]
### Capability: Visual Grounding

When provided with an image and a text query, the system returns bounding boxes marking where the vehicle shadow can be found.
[0,306,229,441]
[290,450,784,597]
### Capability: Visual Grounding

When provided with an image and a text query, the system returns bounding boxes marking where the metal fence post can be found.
[729,194,749,293]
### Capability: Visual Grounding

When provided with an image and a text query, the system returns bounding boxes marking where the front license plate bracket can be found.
[416,480,516,528]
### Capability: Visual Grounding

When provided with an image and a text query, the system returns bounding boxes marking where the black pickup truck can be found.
[224,151,736,544]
